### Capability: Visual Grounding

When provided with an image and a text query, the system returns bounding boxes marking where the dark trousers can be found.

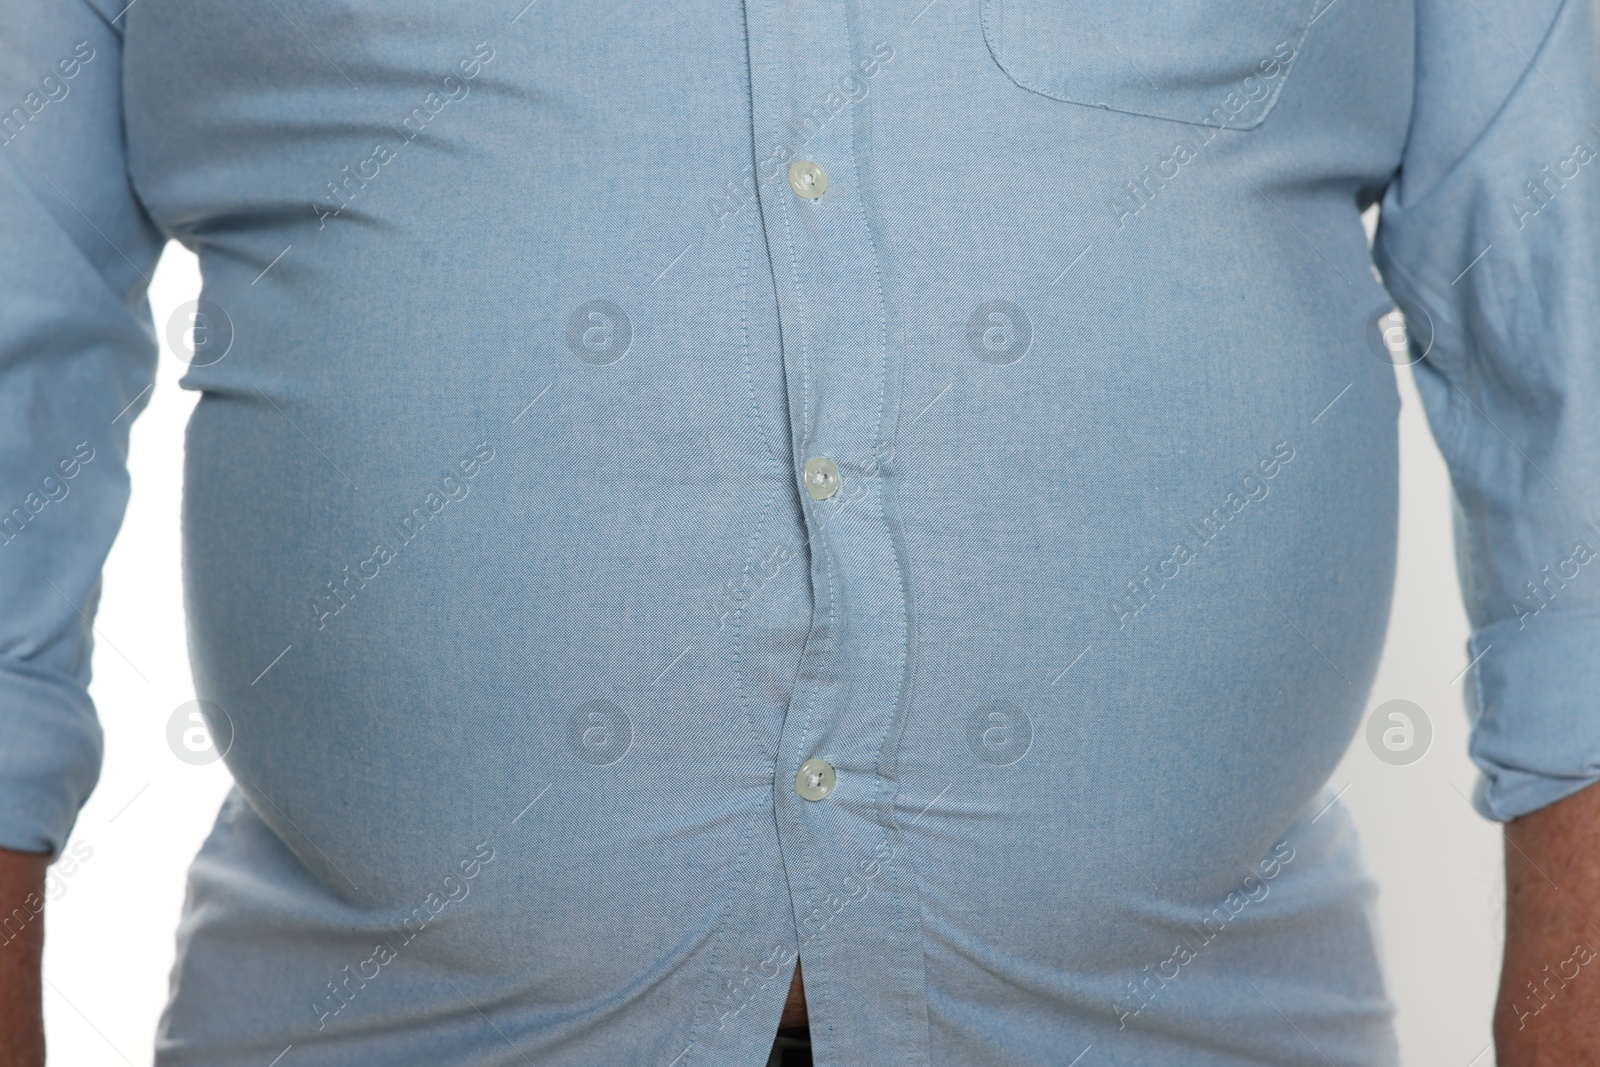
[766,1027,812,1067]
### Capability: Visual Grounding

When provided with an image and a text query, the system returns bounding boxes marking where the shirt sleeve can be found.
[1372,0,1600,822]
[0,0,165,855]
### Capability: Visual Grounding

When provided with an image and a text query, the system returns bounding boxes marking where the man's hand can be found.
[0,848,48,1067]
[1496,779,1600,1064]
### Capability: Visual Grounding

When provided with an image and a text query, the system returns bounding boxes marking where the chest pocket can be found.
[979,0,1317,129]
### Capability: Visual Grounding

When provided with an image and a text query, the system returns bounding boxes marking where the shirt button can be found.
[788,159,828,199]
[802,456,840,500]
[795,758,836,801]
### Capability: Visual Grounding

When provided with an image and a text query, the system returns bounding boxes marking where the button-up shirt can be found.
[4,0,1599,1064]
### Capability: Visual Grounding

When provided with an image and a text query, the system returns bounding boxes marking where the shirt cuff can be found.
[0,667,102,856]
[1467,609,1600,822]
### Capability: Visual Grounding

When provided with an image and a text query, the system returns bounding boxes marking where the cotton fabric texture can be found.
[2,0,1598,1064]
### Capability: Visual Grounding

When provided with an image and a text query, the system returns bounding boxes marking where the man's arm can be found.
[1370,0,1600,1052]
[0,849,48,1067]
[1497,780,1600,1062]
[0,2,166,1059]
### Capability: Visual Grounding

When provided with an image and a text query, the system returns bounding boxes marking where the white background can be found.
[39,210,1504,1065]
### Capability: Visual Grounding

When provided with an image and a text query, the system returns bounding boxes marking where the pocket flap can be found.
[980,0,1316,129]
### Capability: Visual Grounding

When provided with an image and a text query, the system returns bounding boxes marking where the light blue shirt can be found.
[4,0,1599,1063]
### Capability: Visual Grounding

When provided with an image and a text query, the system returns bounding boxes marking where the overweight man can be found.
[2,0,1600,1063]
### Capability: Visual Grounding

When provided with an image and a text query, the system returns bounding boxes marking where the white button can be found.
[795,758,836,801]
[788,159,827,199]
[803,456,840,500]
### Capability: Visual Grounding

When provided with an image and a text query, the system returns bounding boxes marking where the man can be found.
[2,0,1598,1063]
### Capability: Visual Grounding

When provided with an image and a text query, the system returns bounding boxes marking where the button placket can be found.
[738,6,931,1065]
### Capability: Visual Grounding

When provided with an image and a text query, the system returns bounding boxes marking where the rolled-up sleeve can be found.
[0,0,165,854]
[1372,0,1600,821]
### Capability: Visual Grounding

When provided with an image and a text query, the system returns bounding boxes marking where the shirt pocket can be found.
[978,0,1317,129]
